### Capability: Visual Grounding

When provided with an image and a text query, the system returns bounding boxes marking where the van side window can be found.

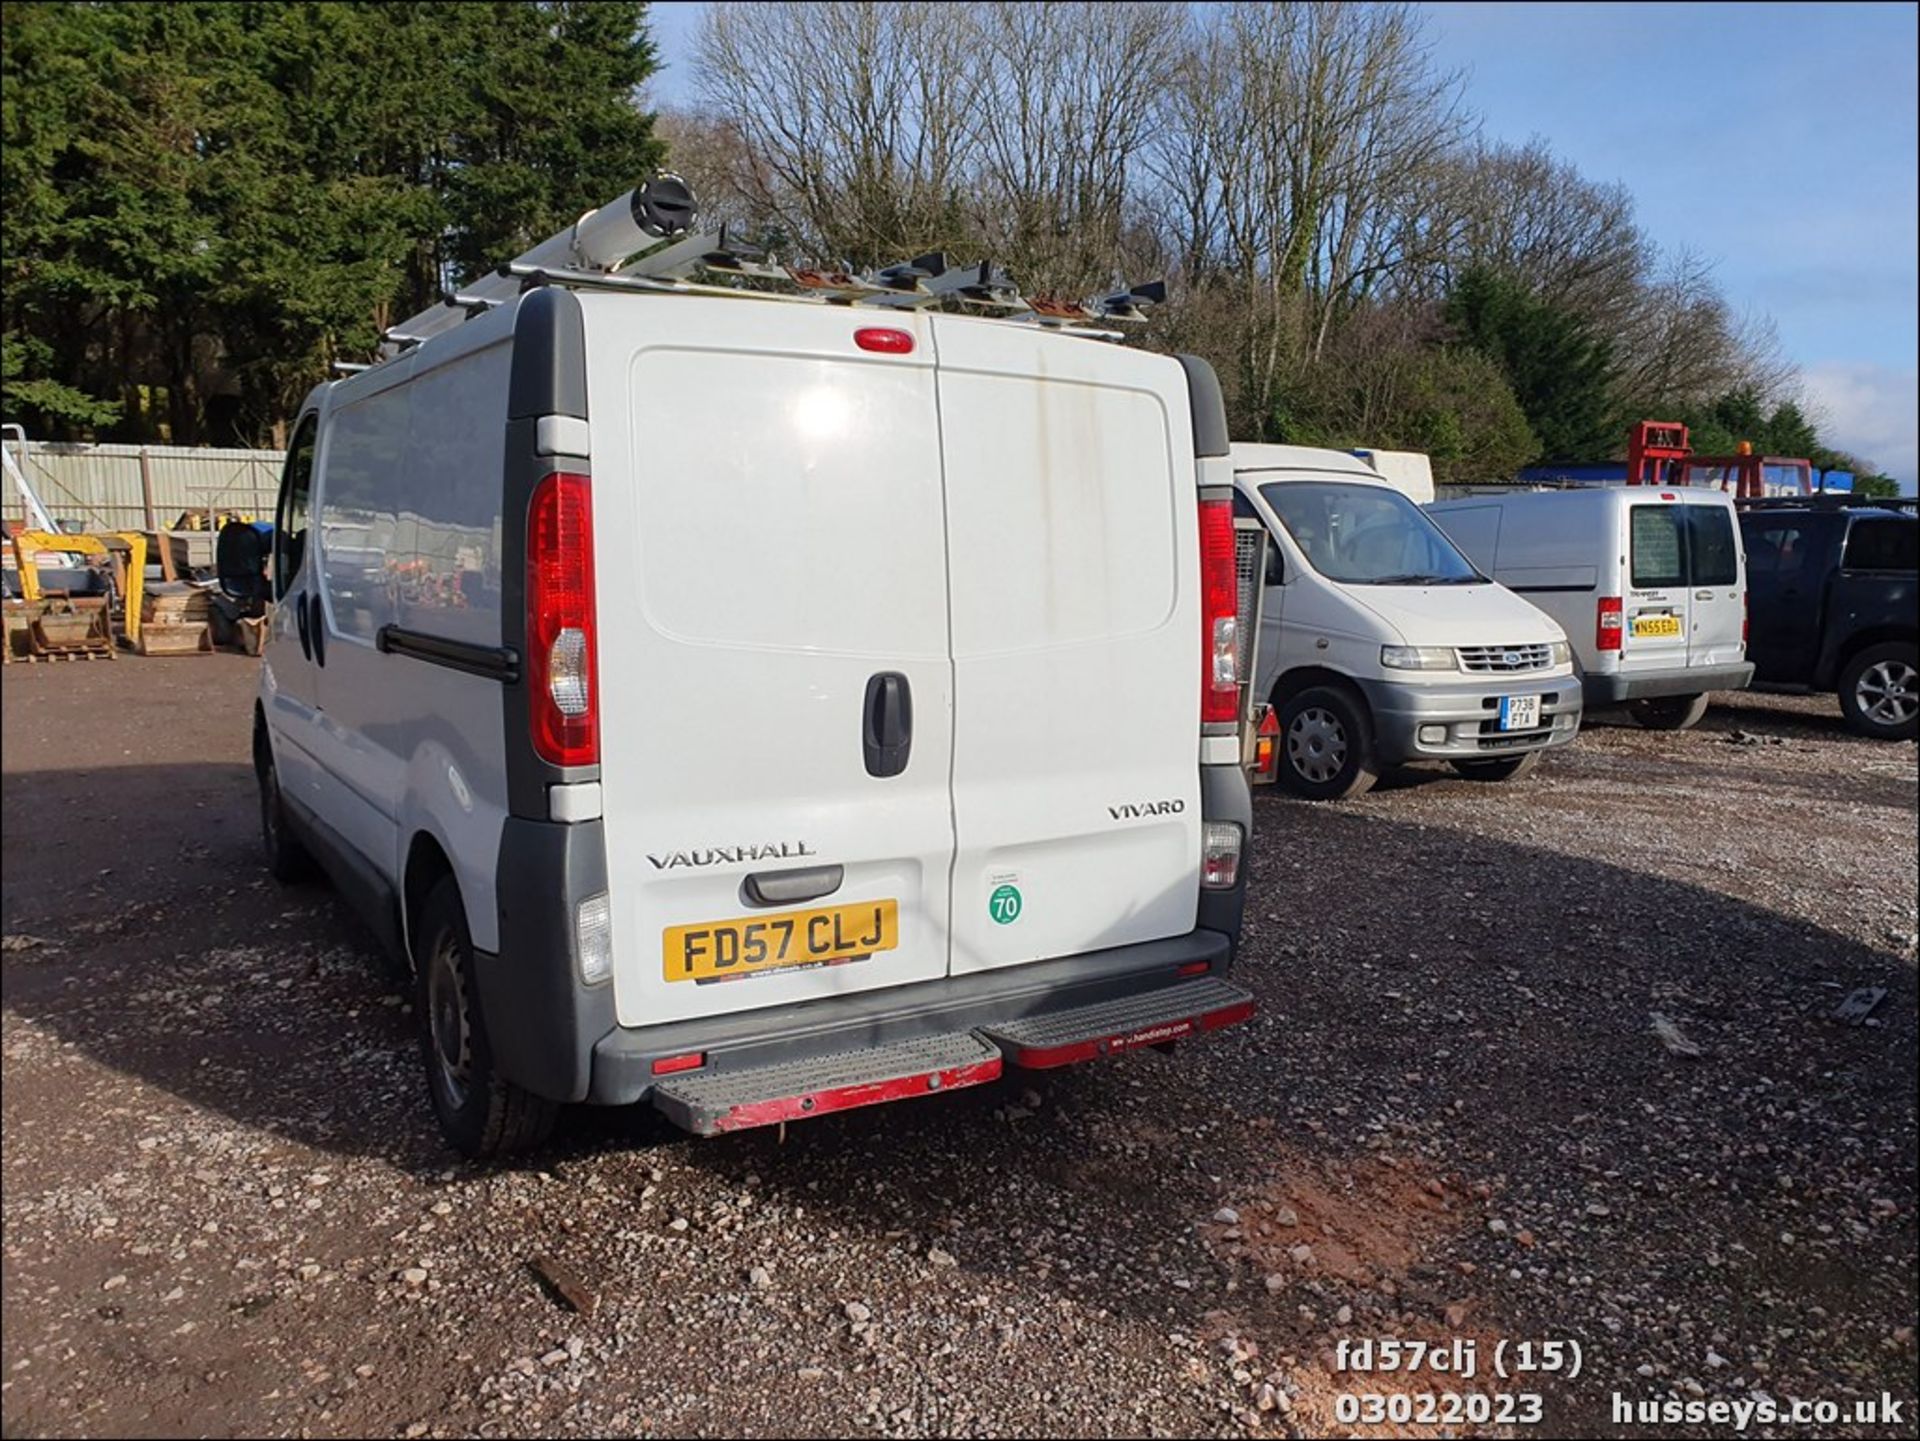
[1686,506,1739,587]
[1844,519,1919,573]
[273,414,318,599]
[1629,506,1685,588]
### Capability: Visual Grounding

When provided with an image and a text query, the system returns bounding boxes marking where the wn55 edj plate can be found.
[1633,614,1682,637]
[664,899,899,983]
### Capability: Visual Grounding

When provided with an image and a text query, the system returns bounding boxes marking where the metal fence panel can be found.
[3,441,285,533]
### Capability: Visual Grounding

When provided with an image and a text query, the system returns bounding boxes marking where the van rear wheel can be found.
[1276,685,1378,801]
[256,743,315,883]
[1838,642,1919,740]
[414,875,558,1160]
[1449,751,1543,783]
[1628,693,1709,731]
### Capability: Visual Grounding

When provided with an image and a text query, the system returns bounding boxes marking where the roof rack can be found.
[372,176,1159,366]
[1733,494,1917,513]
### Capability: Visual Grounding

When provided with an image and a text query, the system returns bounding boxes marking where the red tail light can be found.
[1199,499,1239,724]
[1742,590,1749,645]
[1596,595,1623,652]
[527,472,598,766]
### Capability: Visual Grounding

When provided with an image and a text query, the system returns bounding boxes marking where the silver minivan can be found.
[1427,487,1753,729]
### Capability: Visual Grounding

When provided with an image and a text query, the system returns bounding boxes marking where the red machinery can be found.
[1624,420,1812,498]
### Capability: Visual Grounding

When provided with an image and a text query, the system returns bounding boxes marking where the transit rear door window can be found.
[1685,506,1739,586]
[1629,507,1685,588]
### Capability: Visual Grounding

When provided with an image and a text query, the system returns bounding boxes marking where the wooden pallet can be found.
[3,644,118,664]
[134,621,214,657]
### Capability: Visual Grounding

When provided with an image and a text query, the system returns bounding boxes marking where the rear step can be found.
[978,976,1255,1068]
[648,977,1256,1136]
[651,1032,1003,1136]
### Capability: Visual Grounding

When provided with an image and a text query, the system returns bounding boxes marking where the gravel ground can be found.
[3,657,1915,1439]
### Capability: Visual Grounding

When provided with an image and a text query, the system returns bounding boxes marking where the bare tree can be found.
[968,1,1180,296]
[1612,247,1797,412]
[1425,139,1649,319]
[1147,1,1468,436]
[693,1,983,267]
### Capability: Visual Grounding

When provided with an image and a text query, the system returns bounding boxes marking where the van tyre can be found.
[1838,642,1920,741]
[1449,751,1543,783]
[414,875,557,1160]
[1276,685,1378,801]
[257,747,315,883]
[1628,693,1710,731]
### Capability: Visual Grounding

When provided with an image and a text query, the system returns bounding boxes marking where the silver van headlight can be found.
[1549,640,1572,666]
[1381,645,1456,671]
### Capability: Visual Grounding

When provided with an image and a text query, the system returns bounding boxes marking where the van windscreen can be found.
[1258,481,1481,585]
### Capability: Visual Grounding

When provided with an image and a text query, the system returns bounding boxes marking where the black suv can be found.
[1738,498,1918,739]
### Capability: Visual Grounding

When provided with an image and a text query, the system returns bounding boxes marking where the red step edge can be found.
[1001,997,1256,1070]
[705,1056,1004,1134]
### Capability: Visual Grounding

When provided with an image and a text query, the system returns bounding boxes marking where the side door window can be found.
[1843,519,1919,573]
[274,414,318,599]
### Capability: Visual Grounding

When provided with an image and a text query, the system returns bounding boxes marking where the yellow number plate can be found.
[1633,615,1682,637]
[664,899,899,983]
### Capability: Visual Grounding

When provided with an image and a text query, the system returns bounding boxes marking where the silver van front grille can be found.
[1233,524,1265,683]
[1458,643,1553,673]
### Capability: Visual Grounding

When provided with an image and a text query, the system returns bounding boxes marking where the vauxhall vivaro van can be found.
[241,183,1254,1157]
[1426,487,1753,730]
[1234,445,1581,800]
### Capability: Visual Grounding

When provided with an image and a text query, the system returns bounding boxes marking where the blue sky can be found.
[644,2,1918,488]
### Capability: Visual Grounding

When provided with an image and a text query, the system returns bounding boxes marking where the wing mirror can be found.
[1265,545,1285,585]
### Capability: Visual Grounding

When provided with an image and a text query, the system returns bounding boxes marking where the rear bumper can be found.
[588,926,1238,1107]
[481,768,1252,1112]
[1358,673,1582,764]
[1585,662,1754,705]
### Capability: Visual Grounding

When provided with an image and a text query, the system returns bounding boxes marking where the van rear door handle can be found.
[1694,589,1713,600]
[863,671,912,778]
[743,864,845,908]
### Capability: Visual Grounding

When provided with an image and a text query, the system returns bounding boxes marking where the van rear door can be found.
[931,318,1201,977]
[586,298,956,1028]
[1621,499,1691,680]
[1682,498,1746,671]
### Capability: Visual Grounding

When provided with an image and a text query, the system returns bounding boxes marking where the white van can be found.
[239,187,1254,1157]
[1425,487,1752,730]
[1234,445,1580,799]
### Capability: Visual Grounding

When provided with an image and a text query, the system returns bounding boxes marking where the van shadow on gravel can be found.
[5,762,1916,1418]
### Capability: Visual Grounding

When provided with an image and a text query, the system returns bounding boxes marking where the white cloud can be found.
[1802,362,1919,493]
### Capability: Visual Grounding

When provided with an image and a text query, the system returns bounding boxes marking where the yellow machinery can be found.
[4,529,146,661]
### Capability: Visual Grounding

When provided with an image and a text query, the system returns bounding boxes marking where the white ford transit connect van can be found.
[243,188,1254,1157]
[1234,445,1581,799]
[1426,487,1753,730]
